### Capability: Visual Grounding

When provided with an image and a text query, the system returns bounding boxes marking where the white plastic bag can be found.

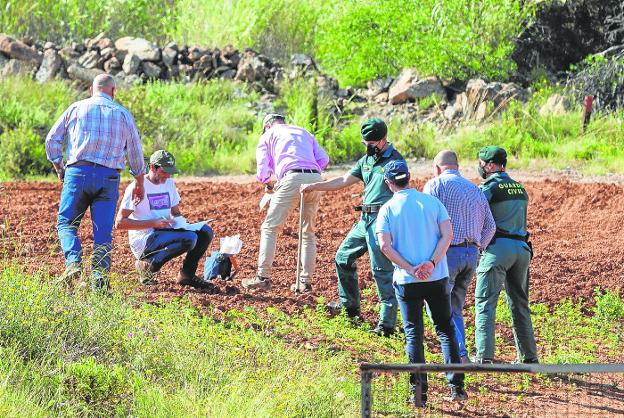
[219,234,243,255]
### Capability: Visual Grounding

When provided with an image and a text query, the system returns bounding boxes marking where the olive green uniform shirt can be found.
[349,144,404,206]
[479,171,528,236]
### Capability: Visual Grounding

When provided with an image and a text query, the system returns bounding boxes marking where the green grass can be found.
[2,0,531,86]
[0,261,622,416]
[2,75,624,179]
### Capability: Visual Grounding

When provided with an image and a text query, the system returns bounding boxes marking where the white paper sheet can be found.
[170,216,211,231]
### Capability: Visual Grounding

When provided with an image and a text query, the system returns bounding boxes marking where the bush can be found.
[0,127,51,179]
[315,0,531,86]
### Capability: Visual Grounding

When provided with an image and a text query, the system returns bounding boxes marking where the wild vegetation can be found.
[0,262,622,416]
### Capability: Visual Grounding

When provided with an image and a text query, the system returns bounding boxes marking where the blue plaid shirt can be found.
[45,92,145,176]
[423,169,496,248]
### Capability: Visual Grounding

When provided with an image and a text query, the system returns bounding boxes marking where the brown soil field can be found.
[2,175,624,416]
[1,176,623,317]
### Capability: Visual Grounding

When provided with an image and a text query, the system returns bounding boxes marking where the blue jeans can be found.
[394,278,464,395]
[140,225,213,276]
[57,165,120,287]
[446,245,479,357]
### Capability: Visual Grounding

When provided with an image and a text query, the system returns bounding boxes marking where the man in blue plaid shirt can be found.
[423,150,496,362]
[46,73,145,291]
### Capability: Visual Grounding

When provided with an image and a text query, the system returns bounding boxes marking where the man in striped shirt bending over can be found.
[46,74,145,291]
[423,150,496,362]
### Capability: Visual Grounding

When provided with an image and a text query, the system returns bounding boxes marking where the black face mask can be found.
[477,165,488,179]
[366,143,382,157]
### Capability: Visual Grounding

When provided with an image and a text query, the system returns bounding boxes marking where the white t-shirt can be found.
[119,177,181,258]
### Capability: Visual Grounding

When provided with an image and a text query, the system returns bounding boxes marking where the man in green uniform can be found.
[474,146,538,363]
[301,118,404,336]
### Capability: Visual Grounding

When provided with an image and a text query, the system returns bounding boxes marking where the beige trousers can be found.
[257,172,322,282]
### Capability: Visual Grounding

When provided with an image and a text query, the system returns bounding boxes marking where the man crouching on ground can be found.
[375,160,467,408]
[115,150,214,289]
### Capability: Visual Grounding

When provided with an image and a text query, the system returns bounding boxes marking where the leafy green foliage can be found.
[0,0,175,44]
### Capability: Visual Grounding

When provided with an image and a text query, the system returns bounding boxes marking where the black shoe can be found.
[523,358,539,364]
[325,301,360,319]
[409,392,427,408]
[178,272,215,290]
[449,386,468,401]
[369,325,395,337]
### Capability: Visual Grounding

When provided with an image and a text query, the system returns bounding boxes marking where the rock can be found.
[35,49,63,83]
[388,69,445,105]
[374,92,389,103]
[539,93,572,116]
[67,64,104,83]
[59,47,80,60]
[444,104,459,120]
[0,34,42,64]
[367,77,394,97]
[235,49,271,83]
[122,52,141,75]
[78,50,101,69]
[221,45,240,67]
[104,57,121,73]
[44,42,57,50]
[100,47,114,61]
[114,36,160,61]
[20,35,34,46]
[162,47,177,66]
[291,53,315,68]
[165,42,179,51]
[94,37,114,51]
[0,59,37,79]
[0,53,8,73]
[142,61,161,78]
[336,88,353,98]
[124,74,142,85]
[188,46,208,62]
[218,68,236,79]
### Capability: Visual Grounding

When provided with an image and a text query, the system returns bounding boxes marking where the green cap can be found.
[149,150,179,174]
[477,146,507,165]
[361,118,387,142]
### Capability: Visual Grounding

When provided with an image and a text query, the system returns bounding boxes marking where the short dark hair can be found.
[388,174,410,188]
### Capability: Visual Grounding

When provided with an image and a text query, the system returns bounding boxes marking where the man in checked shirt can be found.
[45,74,145,291]
[423,150,496,362]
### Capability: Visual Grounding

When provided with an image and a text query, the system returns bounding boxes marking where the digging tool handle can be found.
[295,192,305,291]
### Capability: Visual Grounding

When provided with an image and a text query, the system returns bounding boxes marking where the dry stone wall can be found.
[0,32,533,124]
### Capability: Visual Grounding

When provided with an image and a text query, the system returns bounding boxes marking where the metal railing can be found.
[361,363,624,417]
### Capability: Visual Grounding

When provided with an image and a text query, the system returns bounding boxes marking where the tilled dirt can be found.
[1,177,623,319]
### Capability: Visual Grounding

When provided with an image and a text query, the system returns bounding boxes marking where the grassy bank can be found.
[2,0,530,85]
[0,262,623,416]
[2,76,624,179]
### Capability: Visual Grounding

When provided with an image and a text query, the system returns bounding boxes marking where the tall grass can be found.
[0,265,361,416]
[2,0,531,86]
[1,261,623,415]
[2,75,623,179]
[0,0,174,44]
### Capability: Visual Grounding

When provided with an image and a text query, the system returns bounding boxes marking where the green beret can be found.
[477,146,507,165]
[361,118,387,142]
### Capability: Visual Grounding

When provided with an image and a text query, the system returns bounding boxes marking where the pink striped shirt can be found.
[45,92,145,176]
[256,124,329,183]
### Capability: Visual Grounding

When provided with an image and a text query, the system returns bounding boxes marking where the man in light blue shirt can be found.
[376,160,467,407]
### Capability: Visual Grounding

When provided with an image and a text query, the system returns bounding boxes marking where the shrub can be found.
[0,127,51,179]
